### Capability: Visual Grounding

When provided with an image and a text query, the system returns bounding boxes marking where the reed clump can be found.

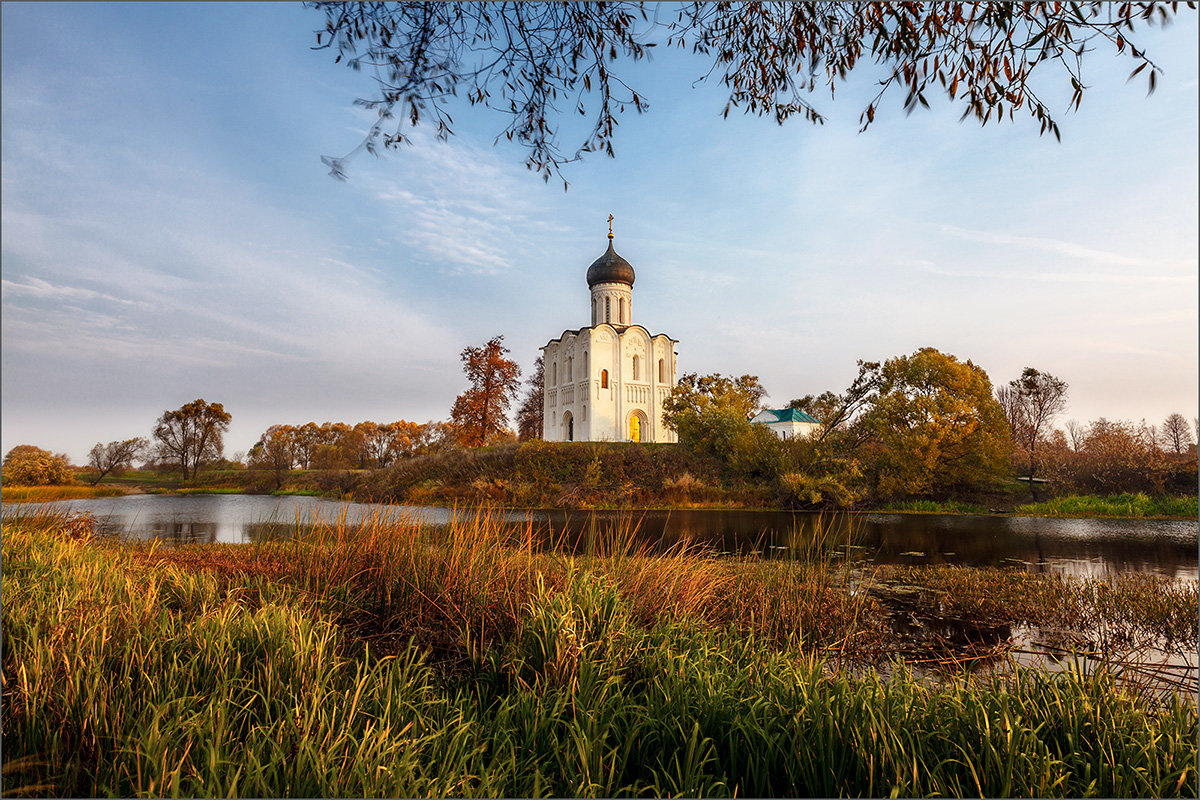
[877,565,1199,651]
[3,512,1197,797]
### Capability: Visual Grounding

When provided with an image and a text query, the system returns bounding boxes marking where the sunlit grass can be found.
[1015,493,1198,519]
[3,512,1197,797]
[1,485,125,503]
[878,498,991,515]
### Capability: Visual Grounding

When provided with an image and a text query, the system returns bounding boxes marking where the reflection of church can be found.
[541,221,679,443]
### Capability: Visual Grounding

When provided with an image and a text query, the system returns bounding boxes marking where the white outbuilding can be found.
[541,227,679,443]
[750,408,822,440]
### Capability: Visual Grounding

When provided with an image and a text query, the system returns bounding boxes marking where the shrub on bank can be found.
[362,441,751,507]
[1,445,74,486]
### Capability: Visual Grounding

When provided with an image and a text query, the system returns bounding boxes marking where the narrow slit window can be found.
[632,355,640,381]
[619,298,625,324]
[600,369,609,389]
[658,358,665,383]
[605,297,610,323]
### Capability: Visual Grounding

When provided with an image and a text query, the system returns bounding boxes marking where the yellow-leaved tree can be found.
[856,347,1011,498]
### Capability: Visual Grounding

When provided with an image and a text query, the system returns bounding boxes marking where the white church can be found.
[541,223,679,443]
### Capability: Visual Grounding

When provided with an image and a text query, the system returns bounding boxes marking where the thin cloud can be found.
[360,128,553,275]
[937,223,1194,271]
[914,262,1197,285]
[1,276,148,306]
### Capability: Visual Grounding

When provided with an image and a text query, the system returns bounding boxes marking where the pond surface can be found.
[6,494,1196,580]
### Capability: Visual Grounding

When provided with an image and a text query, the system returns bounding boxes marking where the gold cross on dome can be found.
[607,214,614,240]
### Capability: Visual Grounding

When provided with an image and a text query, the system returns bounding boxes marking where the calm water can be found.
[6,494,1196,580]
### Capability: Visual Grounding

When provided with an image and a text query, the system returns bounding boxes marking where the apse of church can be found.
[541,221,679,443]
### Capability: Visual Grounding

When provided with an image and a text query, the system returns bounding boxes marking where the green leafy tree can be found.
[663,373,783,477]
[450,335,522,447]
[152,399,232,480]
[856,348,1011,498]
[2,445,75,486]
[312,2,1178,182]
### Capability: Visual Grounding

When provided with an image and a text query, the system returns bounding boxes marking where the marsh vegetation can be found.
[3,510,1196,797]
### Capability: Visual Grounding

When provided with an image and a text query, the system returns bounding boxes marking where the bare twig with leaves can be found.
[310,1,1189,183]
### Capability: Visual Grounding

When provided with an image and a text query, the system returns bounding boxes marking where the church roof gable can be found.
[758,408,821,424]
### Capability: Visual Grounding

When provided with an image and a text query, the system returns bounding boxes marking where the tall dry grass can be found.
[3,510,1196,797]
[1,485,125,503]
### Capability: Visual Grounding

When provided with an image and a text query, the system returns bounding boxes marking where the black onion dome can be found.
[586,242,636,287]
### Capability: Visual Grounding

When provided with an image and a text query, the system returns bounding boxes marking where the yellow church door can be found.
[629,414,640,442]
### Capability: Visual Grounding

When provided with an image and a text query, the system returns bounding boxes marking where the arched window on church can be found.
[583,351,588,378]
[600,369,609,389]
[593,299,597,323]
[619,298,625,324]
[567,357,572,382]
[632,355,640,381]
[605,297,611,323]
[551,361,557,386]
[658,358,665,383]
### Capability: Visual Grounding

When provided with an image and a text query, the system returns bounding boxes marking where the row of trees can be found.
[1035,416,1197,495]
[2,399,231,486]
[246,419,456,477]
[663,347,1014,505]
[662,349,1197,506]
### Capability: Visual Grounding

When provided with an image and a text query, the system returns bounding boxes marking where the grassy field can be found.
[2,511,1196,797]
[0,485,127,503]
[1015,492,1199,519]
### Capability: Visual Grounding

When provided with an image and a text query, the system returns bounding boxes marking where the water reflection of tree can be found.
[153,522,218,545]
[243,522,299,544]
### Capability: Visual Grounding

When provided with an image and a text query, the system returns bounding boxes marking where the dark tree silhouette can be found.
[517,355,545,441]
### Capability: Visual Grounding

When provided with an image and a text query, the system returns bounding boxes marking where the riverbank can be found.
[3,511,1196,796]
[9,478,1197,521]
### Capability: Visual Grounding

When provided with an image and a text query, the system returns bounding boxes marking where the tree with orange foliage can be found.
[450,336,522,447]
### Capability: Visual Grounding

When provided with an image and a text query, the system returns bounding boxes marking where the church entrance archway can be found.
[627,410,648,443]
[564,411,574,442]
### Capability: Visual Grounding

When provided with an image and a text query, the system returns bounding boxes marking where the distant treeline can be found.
[247,420,457,474]
[1017,417,1196,496]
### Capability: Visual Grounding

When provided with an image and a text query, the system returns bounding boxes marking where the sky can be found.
[2,3,1197,464]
